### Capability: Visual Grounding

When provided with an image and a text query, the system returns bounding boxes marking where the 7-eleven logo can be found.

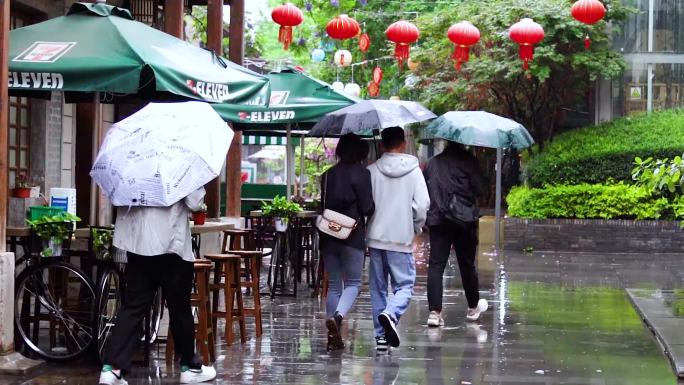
[14,42,77,63]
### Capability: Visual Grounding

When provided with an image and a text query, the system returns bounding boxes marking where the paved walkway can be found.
[2,241,683,384]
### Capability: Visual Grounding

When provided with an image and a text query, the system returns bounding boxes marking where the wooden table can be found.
[248,210,318,218]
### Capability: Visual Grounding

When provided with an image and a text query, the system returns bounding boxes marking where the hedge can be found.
[506,184,671,220]
[524,110,684,187]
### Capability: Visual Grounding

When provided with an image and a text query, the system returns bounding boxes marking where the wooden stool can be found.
[228,250,264,337]
[222,229,254,252]
[166,260,215,365]
[205,254,246,345]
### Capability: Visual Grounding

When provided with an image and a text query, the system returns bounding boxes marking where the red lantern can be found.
[447,21,480,71]
[509,18,545,70]
[368,81,380,97]
[571,0,606,49]
[271,3,304,50]
[385,20,420,69]
[372,67,383,84]
[359,33,371,53]
[326,14,361,40]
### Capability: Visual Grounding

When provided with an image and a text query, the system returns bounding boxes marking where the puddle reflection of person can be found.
[368,355,400,385]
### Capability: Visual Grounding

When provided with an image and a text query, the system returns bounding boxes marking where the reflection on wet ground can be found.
[2,238,684,384]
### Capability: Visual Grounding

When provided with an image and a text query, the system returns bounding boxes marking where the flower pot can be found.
[193,211,207,225]
[12,187,32,198]
[274,217,288,232]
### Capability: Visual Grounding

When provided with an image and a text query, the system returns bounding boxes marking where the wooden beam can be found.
[204,0,223,218]
[0,0,9,252]
[164,0,184,38]
[225,0,244,217]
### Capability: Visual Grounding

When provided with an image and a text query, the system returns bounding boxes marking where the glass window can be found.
[652,63,684,110]
[242,145,287,185]
[613,0,649,54]
[613,62,648,116]
[653,0,684,53]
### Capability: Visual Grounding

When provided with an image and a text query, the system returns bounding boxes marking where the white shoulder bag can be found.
[316,174,358,240]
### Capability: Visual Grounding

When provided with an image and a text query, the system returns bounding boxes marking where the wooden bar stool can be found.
[222,229,254,253]
[205,253,247,345]
[166,259,215,365]
[228,250,264,337]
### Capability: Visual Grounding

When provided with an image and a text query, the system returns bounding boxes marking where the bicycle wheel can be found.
[96,267,124,363]
[139,288,163,344]
[15,261,96,361]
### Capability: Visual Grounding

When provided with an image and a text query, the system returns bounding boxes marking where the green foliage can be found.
[411,0,631,149]
[261,195,303,222]
[632,154,684,196]
[525,110,684,186]
[506,184,670,220]
[92,228,114,260]
[27,212,81,242]
[295,140,335,198]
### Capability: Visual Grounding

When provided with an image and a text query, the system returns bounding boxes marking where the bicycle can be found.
[14,222,97,361]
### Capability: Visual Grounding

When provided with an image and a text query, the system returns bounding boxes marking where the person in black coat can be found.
[424,142,488,326]
[320,134,375,350]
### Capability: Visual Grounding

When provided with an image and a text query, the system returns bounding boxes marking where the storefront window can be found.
[653,0,684,53]
[8,12,32,188]
[613,62,648,116]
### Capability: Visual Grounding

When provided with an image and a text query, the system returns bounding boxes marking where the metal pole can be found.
[647,0,654,113]
[300,134,305,196]
[0,0,8,251]
[495,147,502,252]
[286,124,293,198]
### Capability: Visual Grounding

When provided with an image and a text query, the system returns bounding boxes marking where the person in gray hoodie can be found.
[366,126,430,350]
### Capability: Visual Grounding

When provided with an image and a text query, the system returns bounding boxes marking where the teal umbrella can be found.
[422,111,535,252]
[421,111,534,149]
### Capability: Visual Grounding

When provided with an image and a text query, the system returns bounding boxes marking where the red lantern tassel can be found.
[584,35,591,49]
[394,43,410,68]
[519,44,535,70]
[279,26,293,50]
[452,45,471,71]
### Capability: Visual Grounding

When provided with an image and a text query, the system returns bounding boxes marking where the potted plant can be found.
[92,228,114,260]
[13,173,34,198]
[192,203,208,225]
[27,212,81,257]
[262,195,303,232]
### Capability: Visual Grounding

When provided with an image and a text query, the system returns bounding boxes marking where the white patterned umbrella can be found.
[90,101,233,207]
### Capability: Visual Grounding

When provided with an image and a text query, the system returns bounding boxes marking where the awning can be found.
[242,135,300,146]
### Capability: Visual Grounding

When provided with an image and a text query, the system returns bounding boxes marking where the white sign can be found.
[13,42,76,63]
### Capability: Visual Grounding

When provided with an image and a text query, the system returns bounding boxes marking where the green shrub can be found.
[525,110,684,187]
[506,184,670,220]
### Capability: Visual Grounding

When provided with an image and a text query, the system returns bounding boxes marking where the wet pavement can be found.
[2,240,684,384]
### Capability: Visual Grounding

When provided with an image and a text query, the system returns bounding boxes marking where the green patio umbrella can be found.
[213,67,359,127]
[8,2,269,103]
[422,111,535,252]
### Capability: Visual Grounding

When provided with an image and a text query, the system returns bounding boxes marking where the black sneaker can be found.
[378,312,400,348]
[326,316,344,351]
[375,336,389,351]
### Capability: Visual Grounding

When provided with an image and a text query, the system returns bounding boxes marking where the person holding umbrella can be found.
[319,134,375,351]
[99,188,216,385]
[93,102,233,385]
[423,142,488,326]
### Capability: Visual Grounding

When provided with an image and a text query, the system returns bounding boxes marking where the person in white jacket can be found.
[366,127,430,351]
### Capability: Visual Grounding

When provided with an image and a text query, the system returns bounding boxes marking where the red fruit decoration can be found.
[372,66,383,84]
[447,21,480,71]
[326,14,361,40]
[571,0,606,49]
[509,18,545,71]
[271,3,304,50]
[368,81,380,97]
[359,33,371,53]
[385,20,420,69]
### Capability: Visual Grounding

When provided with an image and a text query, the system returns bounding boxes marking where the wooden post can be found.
[164,0,184,38]
[205,0,223,218]
[226,0,245,217]
[89,93,102,226]
[0,0,9,252]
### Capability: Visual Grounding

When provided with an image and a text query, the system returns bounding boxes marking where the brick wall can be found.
[504,218,684,253]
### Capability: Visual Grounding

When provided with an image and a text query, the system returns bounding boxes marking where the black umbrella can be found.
[307,99,436,137]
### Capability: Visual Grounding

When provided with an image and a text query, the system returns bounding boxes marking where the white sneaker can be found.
[99,369,128,385]
[466,299,489,322]
[426,311,444,327]
[180,365,217,384]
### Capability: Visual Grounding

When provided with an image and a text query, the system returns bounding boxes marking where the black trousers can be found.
[427,222,480,310]
[104,253,200,371]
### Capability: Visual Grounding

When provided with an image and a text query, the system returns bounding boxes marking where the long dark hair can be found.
[336,134,369,164]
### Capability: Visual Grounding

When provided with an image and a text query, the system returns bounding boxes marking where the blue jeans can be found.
[369,248,416,337]
[323,243,365,318]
